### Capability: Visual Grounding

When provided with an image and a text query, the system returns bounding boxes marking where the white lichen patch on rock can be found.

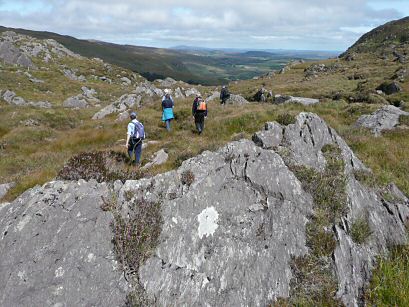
[55,267,64,278]
[197,207,219,239]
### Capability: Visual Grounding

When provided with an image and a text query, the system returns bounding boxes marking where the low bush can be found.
[276,113,296,126]
[57,151,143,182]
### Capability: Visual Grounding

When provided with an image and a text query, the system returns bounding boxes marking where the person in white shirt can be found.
[125,112,145,165]
[162,89,174,103]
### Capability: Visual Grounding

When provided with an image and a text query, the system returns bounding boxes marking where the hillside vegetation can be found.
[1,17,409,305]
[342,16,409,56]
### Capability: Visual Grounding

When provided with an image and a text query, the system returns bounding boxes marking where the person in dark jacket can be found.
[220,85,230,105]
[192,95,207,134]
[162,93,174,131]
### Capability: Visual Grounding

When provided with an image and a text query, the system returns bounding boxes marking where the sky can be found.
[0,0,408,51]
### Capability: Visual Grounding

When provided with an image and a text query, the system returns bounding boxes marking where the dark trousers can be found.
[194,113,205,134]
[128,138,142,164]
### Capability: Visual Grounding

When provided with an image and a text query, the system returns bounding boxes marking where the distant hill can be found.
[342,16,409,56]
[0,26,335,85]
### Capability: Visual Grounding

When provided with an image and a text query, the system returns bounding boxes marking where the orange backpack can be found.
[197,100,207,111]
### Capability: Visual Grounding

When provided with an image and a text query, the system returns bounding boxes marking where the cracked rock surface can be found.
[0,180,129,307]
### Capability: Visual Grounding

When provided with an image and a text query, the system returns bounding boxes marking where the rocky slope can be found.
[1,113,408,306]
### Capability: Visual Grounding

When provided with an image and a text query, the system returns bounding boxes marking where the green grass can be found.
[366,246,409,306]
[350,215,372,244]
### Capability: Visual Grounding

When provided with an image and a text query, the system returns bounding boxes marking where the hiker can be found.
[162,92,174,131]
[162,89,174,103]
[125,112,145,165]
[192,95,208,134]
[220,85,230,105]
[254,87,266,102]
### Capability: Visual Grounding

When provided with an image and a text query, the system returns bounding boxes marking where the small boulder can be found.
[356,105,409,136]
[376,81,402,95]
[142,149,169,170]
[120,77,132,85]
[63,95,88,109]
[225,94,249,105]
[2,90,16,103]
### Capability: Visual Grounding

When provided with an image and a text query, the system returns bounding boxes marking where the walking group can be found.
[125,86,230,165]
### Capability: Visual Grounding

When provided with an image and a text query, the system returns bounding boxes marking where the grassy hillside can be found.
[1,18,409,305]
[0,26,334,85]
[342,16,409,56]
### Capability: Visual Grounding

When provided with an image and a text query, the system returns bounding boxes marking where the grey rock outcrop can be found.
[356,105,409,136]
[120,77,132,85]
[2,90,52,108]
[123,113,408,306]
[116,111,130,122]
[92,94,142,120]
[134,81,163,97]
[252,122,283,149]
[0,180,129,306]
[185,87,201,97]
[2,90,26,106]
[2,90,17,103]
[120,138,313,306]
[156,77,177,87]
[174,87,185,99]
[62,68,86,82]
[63,95,88,109]
[0,41,34,68]
[1,113,408,306]
[206,91,220,102]
[225,94,249,105]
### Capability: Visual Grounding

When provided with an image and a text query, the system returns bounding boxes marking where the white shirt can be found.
[127,119,143,138]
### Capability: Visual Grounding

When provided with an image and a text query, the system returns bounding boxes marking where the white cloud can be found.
[0,0,405,50]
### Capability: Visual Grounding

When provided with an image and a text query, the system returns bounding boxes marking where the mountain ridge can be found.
[0,25,335,85]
